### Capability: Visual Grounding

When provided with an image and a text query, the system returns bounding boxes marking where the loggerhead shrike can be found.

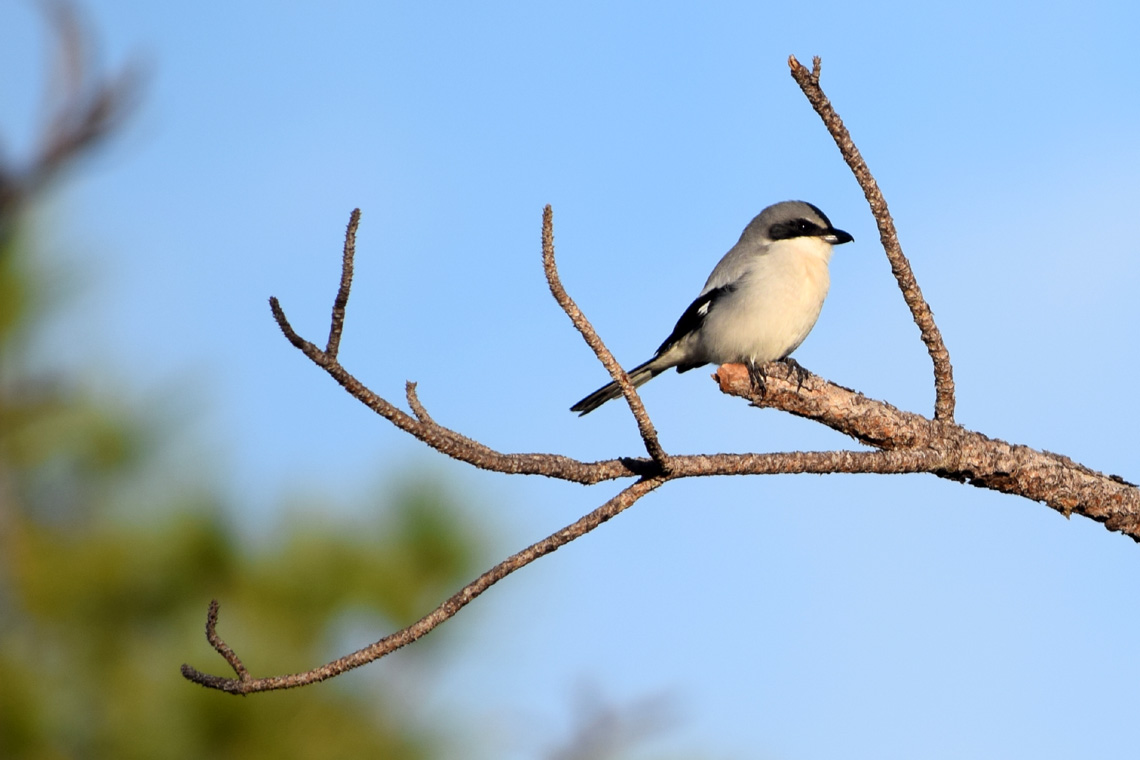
[571,200,853,415]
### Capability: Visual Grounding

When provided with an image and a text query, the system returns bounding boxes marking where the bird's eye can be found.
[769,218,821,240]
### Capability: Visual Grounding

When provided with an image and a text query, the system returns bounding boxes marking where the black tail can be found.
[570,357,666,416]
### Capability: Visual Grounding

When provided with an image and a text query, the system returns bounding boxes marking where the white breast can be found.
[696,237,832,365]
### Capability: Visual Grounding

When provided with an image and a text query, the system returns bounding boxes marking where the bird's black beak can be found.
[822,227,853,245]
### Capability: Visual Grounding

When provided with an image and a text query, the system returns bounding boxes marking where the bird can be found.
[570,200,853,416]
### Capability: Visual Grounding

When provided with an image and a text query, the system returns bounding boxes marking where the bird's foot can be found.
[781,357,811,392]
[747,360,769,396]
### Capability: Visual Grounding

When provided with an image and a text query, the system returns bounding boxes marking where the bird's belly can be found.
[697,263,828,365]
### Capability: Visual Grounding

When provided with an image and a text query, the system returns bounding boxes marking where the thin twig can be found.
[541,205,670,469]
[269,296,325,361]
[203,599,250,682]
[326,208,359,358]
[405,381,435,424]
[182,477,665,693]
[403,380,499,453]
[787,55,956,423]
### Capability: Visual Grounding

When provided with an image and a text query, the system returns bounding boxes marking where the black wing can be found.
[653,283,736,361]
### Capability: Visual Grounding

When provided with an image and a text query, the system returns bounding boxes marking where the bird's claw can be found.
[781,357,811,392]
[747,360,769,396]
[748,358,811,398]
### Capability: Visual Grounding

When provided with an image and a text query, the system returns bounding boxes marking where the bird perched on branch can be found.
[571,200,853,415]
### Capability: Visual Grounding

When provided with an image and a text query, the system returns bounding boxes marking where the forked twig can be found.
[788,55,956,422]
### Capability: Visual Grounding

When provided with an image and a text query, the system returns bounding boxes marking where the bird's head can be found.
[744,200,853,247]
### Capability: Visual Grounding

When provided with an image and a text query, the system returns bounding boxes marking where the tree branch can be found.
[715,362,1140,534]
[182,477,665,693]
[788,55,956,423]
[542,205,670,470]
[184,58,1138,693]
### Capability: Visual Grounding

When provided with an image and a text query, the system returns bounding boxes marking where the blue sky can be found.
[4,1,1140,757]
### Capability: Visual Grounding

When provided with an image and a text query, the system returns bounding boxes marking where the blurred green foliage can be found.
[0,211,488,758]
